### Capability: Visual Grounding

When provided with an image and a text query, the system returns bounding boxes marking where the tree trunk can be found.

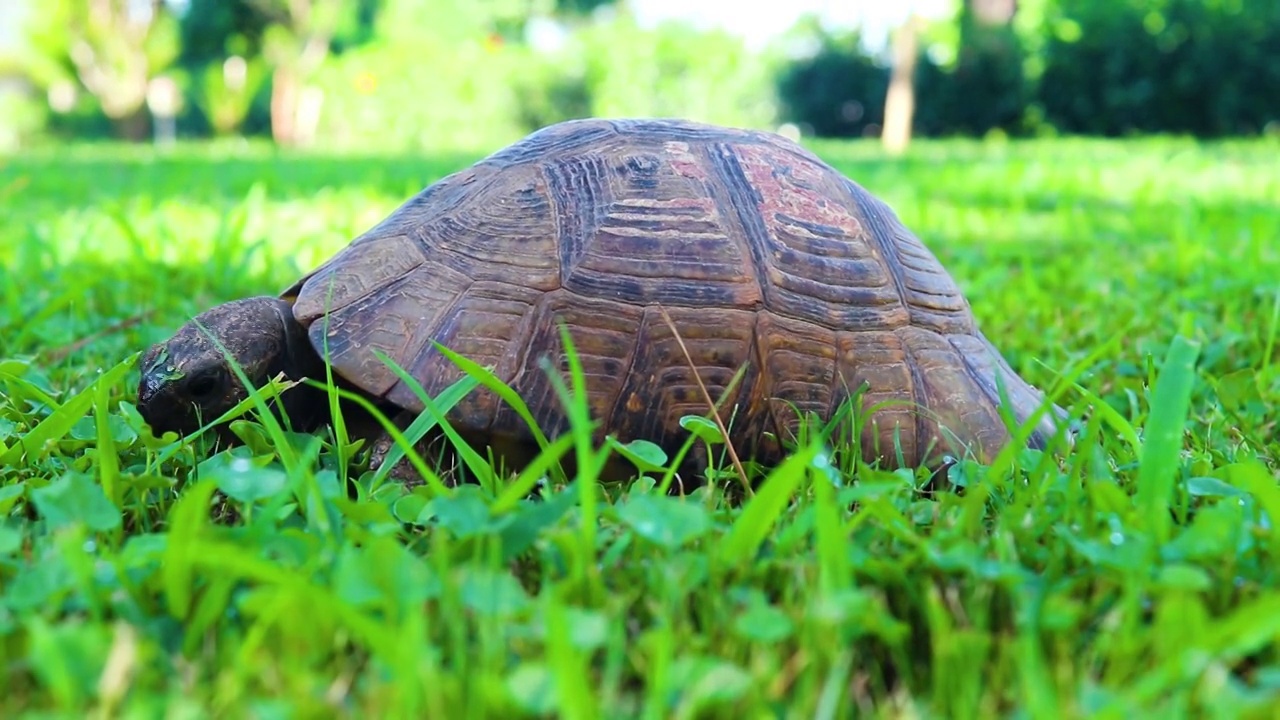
[270,64,301,146]
[113,107,151,142]
[882,15,923,155]
[970,0,1016,25]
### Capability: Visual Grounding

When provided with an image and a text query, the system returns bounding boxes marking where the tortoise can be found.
[136,117,1062,484]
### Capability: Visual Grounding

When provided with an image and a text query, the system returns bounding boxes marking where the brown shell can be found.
[282,118,1058,468]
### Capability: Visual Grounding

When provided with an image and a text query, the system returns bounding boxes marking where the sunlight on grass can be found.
[1,137,1278,715]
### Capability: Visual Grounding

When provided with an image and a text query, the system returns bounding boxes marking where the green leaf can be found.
[497,482,579,562]
[421,486,505,538]
[162,479,220,620]
[5,554,74,612]
[542,590,597,720]
[560,607,610,651]
[23,618,112,710]
[506,663,557,716]
[733,603,794,643]
[0,526,20,555]
[491,431,576,514]
[1154,564,1212,592]
[459,568,530,617]
[679,415,724,445]
[197,449,289,504]
[434,343,554,451]
[370,349,490,487]
[1214,368,1256,411]
[30,471,122,532]
[334,538,441,610]
[1185,475,1246,498]
[718,442,820,566]
[606,436,669,473]
[1223,461,1280,558]
[0,481,25,514]
[392,492,430,525]
[616,494,710,549]
[669,655,753,707]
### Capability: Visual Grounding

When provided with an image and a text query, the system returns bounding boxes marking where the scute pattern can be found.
[423,163,561,291]
[609,305,759,446]
[548,141,761,308]
[833,329,920,463]
[751,310,839,441]
[720,142,910,330]
[384,281,544,424]
[292,234,427,324]
[308,260,472,398]
[895,326,1009,460]
[496,289,646,438]
[848,186,974,334]
[288,117,1059,471]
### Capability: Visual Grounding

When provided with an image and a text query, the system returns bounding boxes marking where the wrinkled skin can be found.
[136,296,331,443]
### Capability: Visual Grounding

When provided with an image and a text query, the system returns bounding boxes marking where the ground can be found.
[0,136,1278,716]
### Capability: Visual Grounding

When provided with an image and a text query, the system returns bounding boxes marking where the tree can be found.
[970,0,1015,24]
[24,0,180,141]
[935,0,1026,136]
[248,0,348,146]
[882,13,925,154]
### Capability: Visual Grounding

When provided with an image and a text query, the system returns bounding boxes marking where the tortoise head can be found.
[136,296,318,438]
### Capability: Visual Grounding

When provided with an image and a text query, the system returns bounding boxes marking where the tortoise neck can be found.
[268,299,332,432]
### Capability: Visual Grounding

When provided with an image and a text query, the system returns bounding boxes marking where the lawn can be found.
[1,134,1278,717]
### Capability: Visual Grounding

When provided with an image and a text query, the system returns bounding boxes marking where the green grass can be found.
[2,134,1279,717]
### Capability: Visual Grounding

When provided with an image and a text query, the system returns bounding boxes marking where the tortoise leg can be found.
[365,411,461,488]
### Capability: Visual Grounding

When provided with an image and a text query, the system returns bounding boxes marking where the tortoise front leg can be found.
[364,410,463,489]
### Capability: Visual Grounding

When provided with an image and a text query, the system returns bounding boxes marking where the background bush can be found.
[1036,0,1280,137]
[1,0,1277,149]
[772,0,1280,140]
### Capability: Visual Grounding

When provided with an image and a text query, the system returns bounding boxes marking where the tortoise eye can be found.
[185,369,224,400]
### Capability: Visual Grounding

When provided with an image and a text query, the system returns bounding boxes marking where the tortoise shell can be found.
[281,118,1057,468]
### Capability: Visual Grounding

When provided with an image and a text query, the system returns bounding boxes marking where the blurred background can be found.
[1,0,1277,155]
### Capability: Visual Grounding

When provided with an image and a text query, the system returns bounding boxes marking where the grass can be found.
[1,133,1279,717]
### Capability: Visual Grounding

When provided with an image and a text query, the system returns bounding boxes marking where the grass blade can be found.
[1136,333,1200,544]
[717,442,820,568]
[93,377,121,507]
[371,348,490,486]
[161,478,220,620]
[0,353,137,466]
[543,592,597,720]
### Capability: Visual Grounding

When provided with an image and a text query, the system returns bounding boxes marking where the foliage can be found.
[172,0,274,136]
[16,0,182,140]
[770,0,1280,140]
[775,9,1033,140]
[490,0,616,40]
[7,0,1279,146]
[193,56,269,137]
[512,14,777,135]
[0,78,46,152]
[2,136,1279,713]
[914,3,1032,137]
[774,22,889,138]
[1035,0,1280,136]
[170,0,379,137]
[307,0,528,152]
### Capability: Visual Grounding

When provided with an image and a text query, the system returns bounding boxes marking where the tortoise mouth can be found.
[137,370,166,408]
[136,389,188,436]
